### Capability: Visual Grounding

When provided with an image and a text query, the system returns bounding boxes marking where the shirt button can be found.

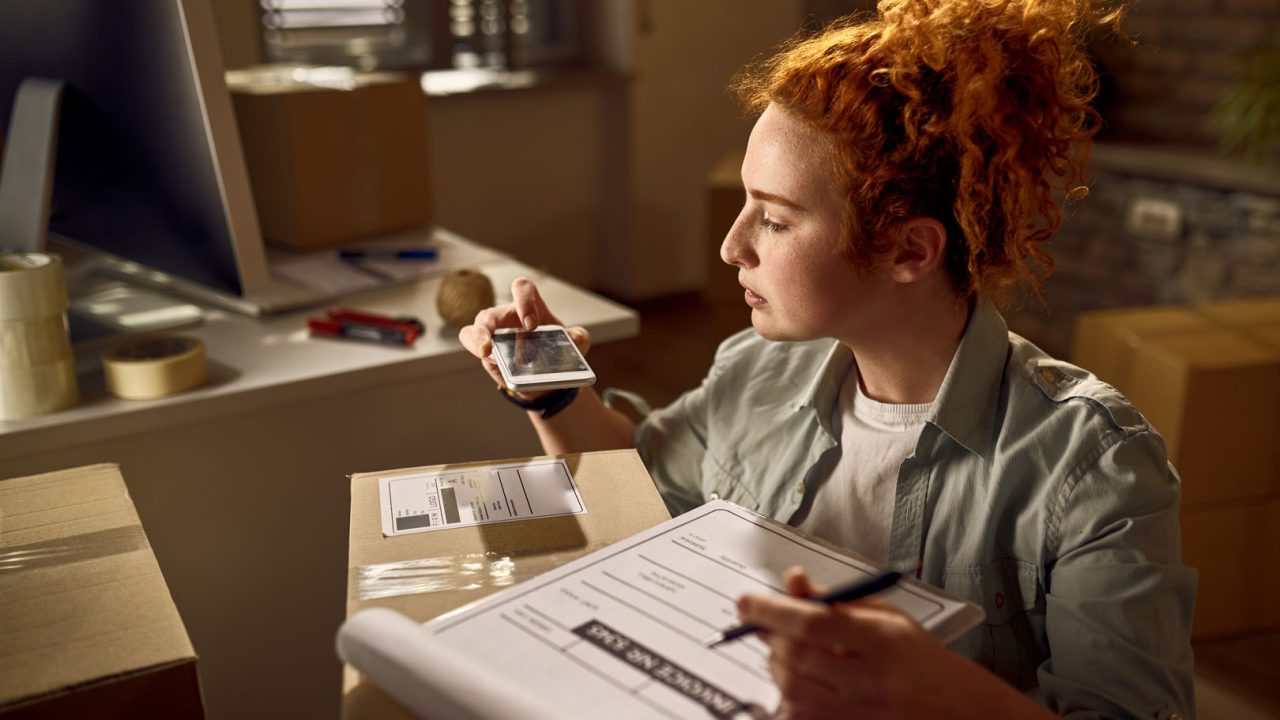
[994,591,1005,609]
[795,481,805,495]
[1037,368,1057,384]
[708,492,721,501]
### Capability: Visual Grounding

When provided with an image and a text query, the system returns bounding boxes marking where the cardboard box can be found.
[227,67,432,248]
[0,464,203,718]
[1071,302,1280,507]
[1181,496,1280,638]
[342,449,671,720]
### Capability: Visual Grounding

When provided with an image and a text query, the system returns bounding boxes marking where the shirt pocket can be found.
[698,451,760,511]
[943,558,1047,691]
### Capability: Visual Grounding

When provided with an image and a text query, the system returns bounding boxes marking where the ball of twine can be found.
[436,269,496,327]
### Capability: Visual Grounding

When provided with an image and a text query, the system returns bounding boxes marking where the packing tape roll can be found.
[102,336,207,400]
[0,252,77,420]
[0,252,67,321]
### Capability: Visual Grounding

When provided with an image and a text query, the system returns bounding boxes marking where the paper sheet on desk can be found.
[379,459,587,537]
[340,501,984,720]
[269,237,508,295]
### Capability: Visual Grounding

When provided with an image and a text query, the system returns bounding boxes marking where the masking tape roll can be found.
[0,252,77,420]
[102,336,207,400]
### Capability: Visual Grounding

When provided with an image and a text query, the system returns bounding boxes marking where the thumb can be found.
[566,326,592,357]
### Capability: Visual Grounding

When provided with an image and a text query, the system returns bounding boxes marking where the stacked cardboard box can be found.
[227,66,432,248]
[0,464,203,717]
[1072,298,1280,638]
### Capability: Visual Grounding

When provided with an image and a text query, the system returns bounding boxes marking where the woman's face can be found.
[721,104,892,343]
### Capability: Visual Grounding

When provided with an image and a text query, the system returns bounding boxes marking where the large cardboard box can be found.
[227,67,432,248]
[1071,300,1280,508]
[1073,299,1280,638]
[341,449,671,720]
[0,464,203,718]
[1181,495,1280,638]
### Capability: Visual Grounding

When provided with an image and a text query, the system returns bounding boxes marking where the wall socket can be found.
[1125,197,1183,240]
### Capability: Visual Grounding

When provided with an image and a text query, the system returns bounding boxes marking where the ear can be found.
[889,217,947,283]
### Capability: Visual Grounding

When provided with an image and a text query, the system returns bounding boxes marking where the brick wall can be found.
[1007,145,1280,358]
[1091,0,1280,147]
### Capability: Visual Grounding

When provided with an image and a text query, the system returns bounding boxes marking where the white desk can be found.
[0,235,638,720]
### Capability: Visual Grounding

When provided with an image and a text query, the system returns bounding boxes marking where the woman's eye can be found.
[760,216,787,233]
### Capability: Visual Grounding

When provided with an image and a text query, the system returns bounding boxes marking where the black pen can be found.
[705,570,902,648]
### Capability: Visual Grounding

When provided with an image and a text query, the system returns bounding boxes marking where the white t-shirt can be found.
[792,370,932,565]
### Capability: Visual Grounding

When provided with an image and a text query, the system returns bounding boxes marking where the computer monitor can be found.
[0,0,312,315]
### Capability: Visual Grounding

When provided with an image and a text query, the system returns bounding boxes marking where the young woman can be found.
[460,1,1196,717]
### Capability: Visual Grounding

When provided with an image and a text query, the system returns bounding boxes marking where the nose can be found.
[720,203,756,269]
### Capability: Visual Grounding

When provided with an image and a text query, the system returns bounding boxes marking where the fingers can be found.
[783,567,817,599]
[457,277,582,380]
[767,646,840,702]
[510,277,559,330]
[739,592,909,657]
[458,280,542,359]
[459,305,516,358]
[738,593,845,643]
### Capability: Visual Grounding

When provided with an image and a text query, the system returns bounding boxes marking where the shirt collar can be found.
[927,299,1009,461]
[793,341,853,437]
[788,299,1008,456]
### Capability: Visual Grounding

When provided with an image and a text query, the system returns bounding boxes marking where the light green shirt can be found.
[634,301,1196,719]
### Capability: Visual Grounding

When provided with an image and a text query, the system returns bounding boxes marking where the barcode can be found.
[395,514,432,531]
[441,487,461,523]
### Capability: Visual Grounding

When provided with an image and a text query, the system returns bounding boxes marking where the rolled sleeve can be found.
[1038,430,1197,719]
[634,382,711,516]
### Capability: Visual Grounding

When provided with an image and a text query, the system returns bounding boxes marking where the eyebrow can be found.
[748,189,804,210]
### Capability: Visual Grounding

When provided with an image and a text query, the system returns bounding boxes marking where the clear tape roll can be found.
[102,336,207,400]
[0,252,77,420]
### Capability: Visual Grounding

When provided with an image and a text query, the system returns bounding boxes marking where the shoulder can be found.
[999,336,1180,552]
[996,332,1174,492]
[1006,332,1152,439]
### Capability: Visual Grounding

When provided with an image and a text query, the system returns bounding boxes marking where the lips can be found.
[741,281,767,308]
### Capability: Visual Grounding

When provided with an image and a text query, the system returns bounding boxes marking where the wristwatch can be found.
[496,385,580,420]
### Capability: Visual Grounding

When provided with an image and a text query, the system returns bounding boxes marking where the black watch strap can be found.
[497,385,580,420]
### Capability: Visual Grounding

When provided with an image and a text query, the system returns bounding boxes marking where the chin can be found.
[750,312,811,343]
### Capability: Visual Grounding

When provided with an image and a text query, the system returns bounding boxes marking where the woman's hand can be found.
[457,276,592,394]
[737,568,1053,720]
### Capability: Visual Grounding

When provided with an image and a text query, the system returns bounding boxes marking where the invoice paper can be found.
[342,500,983,719]
[378,458,586,537]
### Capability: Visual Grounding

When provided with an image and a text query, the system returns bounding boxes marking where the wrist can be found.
[496,385,580,420]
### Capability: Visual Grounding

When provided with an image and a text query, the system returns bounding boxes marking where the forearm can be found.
[526,387,637,455]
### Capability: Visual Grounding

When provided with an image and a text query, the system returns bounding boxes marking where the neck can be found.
[843,288,971,405]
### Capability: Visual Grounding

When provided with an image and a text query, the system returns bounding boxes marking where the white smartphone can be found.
[490,324,596,392]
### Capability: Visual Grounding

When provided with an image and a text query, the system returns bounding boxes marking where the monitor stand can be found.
[57,244,205,350]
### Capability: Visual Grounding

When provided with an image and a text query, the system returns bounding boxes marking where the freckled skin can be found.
[721,104,896,346]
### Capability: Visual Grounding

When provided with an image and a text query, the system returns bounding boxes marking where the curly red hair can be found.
[735,0,1120,300]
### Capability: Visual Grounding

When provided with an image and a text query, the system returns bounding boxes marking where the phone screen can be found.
[493,329,588,377]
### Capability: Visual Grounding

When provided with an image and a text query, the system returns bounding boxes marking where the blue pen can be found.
[338,247,439,261]
[705,570,902,647]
